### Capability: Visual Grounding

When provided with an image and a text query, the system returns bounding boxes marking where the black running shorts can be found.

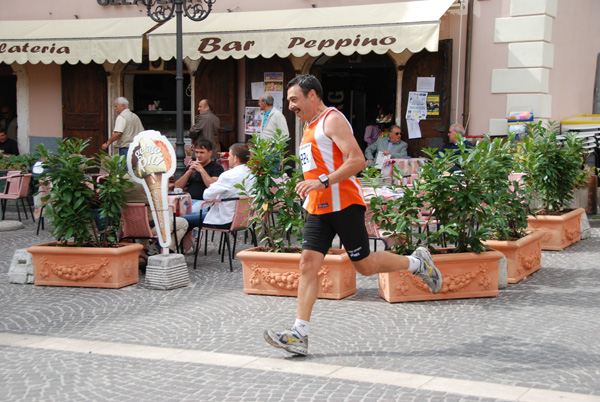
[302,204,370,261]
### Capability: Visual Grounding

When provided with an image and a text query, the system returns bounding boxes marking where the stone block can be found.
[145,254,190,290]
[581,212,591,240]
[8,248,34,284]
[498,256,508,290]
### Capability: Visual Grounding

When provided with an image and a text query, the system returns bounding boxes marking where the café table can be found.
[167,191,194,253]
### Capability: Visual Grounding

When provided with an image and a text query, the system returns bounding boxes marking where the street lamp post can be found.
[142,0,216,178]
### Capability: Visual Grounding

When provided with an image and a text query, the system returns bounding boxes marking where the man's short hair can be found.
[115,97,129,107]
[202,99,214,111]
[261,94,274,106]
[450,124,465,135]
[287,74,323,101]
[230,143,250,164]
[195,138,212,151]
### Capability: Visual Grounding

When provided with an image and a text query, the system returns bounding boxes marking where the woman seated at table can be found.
[364,125,408,164]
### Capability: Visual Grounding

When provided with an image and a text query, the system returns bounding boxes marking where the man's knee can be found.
[299,251,324,277]
[352,256,375,276]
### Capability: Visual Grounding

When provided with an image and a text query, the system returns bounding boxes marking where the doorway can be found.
[310,52,397,151]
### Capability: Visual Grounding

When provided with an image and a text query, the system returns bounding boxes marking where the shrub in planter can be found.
[28,138,141,289]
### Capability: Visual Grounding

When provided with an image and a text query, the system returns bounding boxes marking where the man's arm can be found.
[102,131,122,151]
[295,111,366,200]
[364,139,379,161]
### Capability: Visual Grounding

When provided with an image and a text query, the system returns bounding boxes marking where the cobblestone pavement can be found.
[1,209,599,401]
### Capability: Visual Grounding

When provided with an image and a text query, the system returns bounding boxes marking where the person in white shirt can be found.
[102,97,145,156]
[258,94,289,142]
[194,143,255,229]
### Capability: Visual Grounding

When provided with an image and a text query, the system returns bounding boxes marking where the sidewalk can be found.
[1,210,599,401]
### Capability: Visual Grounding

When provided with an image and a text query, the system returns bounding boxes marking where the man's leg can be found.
[296,249,326,321]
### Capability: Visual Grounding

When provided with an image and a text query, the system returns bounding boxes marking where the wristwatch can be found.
[318,174,329,189]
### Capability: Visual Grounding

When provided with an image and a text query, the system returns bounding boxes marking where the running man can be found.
[264,74,442,356]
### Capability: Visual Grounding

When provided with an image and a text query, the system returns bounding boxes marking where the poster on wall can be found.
[427,95,440,116]
[245,107,262,135]
[264,72,284,111]
[406,91,428,121]
[417,77,436,92]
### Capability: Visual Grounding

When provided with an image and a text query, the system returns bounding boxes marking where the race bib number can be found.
[299,143,317,172]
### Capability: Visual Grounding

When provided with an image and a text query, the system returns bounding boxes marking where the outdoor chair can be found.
[365,207,389,251]
[35,181,52,235]
[193,196,257,271]
[0,171,35,222]
[120,202,180,254]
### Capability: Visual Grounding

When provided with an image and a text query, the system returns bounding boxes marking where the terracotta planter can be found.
[237,247,356,300]
[483,230,544,284]
[526,207,585,251]
[28,242,143,288]
[379,250,503,303]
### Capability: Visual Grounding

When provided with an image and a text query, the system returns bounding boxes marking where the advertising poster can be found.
[245,107,262,135]
[127,130,176,253]
[264,72,284,111]
[427,95,440,116]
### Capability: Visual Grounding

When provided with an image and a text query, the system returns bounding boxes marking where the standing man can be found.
[364,124,408,164]
[264,75,442,356]
[189,99,220,154]
[258,93,289,141]
[0,130,19,155]
[102,97,145,156]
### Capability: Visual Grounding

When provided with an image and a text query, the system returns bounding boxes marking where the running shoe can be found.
[411,246,443,294]
[264,327,308,356]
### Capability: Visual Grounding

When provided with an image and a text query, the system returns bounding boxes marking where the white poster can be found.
[251,82,264,100]
[407,119,422,139]
[417,77,436,92]
[406,91,428,121]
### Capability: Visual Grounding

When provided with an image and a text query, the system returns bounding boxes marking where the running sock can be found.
[407,256,420,272]
[293,319,310,337]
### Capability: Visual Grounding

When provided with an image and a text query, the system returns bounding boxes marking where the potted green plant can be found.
[520,121,587,250]
[370,135,505,302]
[479,135,545,283]
[26,138,142,288]
[236,131,357,299]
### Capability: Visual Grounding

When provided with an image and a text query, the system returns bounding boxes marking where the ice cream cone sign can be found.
[127,130,177,254]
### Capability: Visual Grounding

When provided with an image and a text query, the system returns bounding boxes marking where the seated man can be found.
[0,130,19,155]
[174,139,224,217]
[440,124,474,172]
[365,125,407,164]
[181,142,255,229]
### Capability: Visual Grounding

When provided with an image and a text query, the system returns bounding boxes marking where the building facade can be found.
[1,0,599,158]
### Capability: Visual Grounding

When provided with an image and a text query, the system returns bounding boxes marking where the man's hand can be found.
[382,150,391,156]
[190,161,205,174]
[296,179,325,200]
[101,143,109,151]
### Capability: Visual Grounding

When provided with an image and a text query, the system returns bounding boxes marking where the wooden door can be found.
[245,56,296,155]
[194,58,237,151]
[401,39,452,157]
[61,63,107,157]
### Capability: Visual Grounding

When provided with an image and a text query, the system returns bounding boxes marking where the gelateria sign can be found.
[0,43,70,55]
[148,0,453,60]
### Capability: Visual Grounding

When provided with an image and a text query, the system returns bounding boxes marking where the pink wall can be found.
[468,0,511,136]
[551,0,600,121]
[28,64,62,139]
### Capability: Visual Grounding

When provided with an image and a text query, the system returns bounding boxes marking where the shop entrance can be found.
[310,53,397,151]
[0,64,16,116]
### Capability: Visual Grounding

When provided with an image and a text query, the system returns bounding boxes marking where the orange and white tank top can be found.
[299,107,365,215]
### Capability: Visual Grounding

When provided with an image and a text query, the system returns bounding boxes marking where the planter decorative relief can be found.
[237,247,356,299]
[483,230,544,284]
[28,242,143,288]
[526,207,585,251]
[379,250,503,303]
